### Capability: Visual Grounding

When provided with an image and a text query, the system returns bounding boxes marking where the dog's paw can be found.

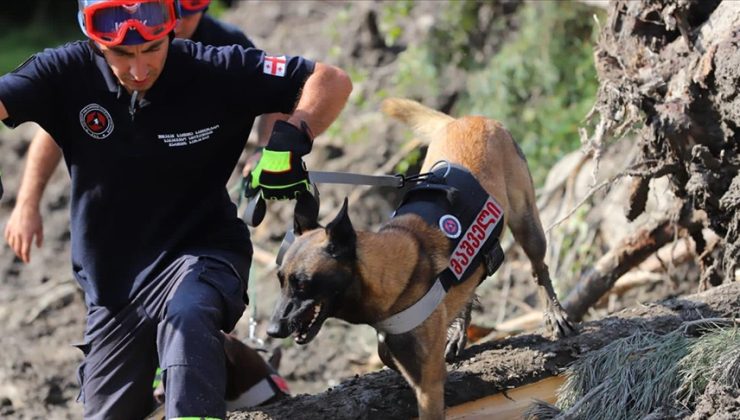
[445,319,468,362]
[545,305,577,339]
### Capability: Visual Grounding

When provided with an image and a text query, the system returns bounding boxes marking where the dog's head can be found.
[267,197,359,345]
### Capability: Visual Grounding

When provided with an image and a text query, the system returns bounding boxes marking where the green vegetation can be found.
[461,2,602,184]
[0,23,80,76]
[385,1,604,186]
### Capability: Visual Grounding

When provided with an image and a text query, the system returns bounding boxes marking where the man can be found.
[4,0,279,263]
[0,0,352,419]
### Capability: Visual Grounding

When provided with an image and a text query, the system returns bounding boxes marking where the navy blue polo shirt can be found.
[0,40,314,308]
[193,14,255,49]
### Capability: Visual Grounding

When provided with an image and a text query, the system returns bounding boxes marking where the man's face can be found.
[176,12,204,40]
[98,38,169,94]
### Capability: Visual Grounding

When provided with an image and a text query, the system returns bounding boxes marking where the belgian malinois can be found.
[267,98,576,419]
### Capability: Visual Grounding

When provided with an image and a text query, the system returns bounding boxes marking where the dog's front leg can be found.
[383,323,447,420]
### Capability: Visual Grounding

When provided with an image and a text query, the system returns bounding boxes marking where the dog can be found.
[146,332,289,419]
[267,98,576,419]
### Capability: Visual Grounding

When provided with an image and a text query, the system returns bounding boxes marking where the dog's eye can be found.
[290,275,310,296]
[277,271,285,287]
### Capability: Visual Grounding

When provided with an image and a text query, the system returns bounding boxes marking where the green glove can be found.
[247,120,313,201]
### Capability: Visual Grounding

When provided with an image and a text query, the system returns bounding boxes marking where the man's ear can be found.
[325,198,356,259]
[293,192,320,235]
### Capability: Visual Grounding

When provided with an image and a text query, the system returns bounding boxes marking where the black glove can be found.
[0,170,3,200]
[247,120,313,200]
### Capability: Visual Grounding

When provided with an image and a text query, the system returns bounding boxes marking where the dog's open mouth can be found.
[291,300,328,345]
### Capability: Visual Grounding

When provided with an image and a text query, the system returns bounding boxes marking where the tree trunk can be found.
[230,282,740,420]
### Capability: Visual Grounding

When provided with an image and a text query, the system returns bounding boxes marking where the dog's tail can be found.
[381,98,453,143]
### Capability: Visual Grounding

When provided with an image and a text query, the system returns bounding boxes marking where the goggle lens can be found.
[84,0,177,46]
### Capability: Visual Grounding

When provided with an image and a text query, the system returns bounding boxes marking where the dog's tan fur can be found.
[270,98,575,420]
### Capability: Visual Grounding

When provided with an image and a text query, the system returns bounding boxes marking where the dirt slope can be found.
[0,1,737,418]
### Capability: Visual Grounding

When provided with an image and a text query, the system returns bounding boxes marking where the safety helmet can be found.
[77,0,179,47]
[179,0,211,17]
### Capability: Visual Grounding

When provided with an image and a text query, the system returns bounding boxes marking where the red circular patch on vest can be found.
[439,214,461,239]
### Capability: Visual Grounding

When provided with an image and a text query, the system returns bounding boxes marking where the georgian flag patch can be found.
[263,55,287,77]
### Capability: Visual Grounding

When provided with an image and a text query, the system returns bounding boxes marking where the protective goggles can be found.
[180,0,211,16]
[81,0,178,47]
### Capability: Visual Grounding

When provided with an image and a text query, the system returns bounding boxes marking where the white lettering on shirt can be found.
[157,124,220,147]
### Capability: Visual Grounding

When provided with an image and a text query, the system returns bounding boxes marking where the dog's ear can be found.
[325,198,356,259]
[294,193,320,235]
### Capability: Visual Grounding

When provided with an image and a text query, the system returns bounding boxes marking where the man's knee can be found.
[169,256,247,331]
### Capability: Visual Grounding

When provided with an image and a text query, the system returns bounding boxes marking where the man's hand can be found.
[242,148,262,177]
[4,203,44,263]
[247,120,313,200]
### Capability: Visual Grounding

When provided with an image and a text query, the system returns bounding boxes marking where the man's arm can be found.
[242,62,352,202]
[0,100,6,199]
[286,62,352,137]
[3,128,62,263]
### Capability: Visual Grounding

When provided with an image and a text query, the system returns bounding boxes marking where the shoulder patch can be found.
[79,103,114,139]
[263,55,286,77]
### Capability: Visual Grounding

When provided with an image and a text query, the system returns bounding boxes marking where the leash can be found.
[243,169,424,227]
[308,170,405,188]
[271,167,442,265]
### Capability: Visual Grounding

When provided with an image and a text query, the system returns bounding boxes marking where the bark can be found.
[561,217,677,321]
[230,283,740,420]
[585,0,740,284]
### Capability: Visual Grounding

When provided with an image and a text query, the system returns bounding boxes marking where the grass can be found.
[525,323,740,419]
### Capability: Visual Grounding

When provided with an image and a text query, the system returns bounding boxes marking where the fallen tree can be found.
[579,0,740,291]
[230,282,740,419]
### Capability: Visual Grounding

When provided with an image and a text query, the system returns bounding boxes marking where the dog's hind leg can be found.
[444,299,473,361]
[507,204,576,338]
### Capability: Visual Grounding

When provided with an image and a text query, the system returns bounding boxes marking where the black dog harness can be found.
[373,162,505,335]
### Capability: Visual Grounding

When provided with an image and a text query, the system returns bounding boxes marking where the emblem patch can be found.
[263,55,287,77]
[439,214,462,239]
[79,103,114,139]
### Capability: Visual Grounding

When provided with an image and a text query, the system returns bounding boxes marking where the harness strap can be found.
[372,278,447,335]
[371,240,504,336]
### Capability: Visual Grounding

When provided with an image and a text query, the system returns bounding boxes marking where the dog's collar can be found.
[225,374,288,410]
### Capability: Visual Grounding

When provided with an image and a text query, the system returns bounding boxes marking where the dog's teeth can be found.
[308,304,322,328]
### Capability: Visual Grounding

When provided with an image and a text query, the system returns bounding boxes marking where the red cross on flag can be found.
[263,55,287,77]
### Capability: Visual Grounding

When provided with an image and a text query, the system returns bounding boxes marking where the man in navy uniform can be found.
[0,0,352,419]
[4,0,283,264]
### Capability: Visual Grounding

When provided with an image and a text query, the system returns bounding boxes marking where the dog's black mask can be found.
[267,198,358,344]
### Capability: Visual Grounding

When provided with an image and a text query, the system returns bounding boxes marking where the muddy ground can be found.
[0,1,737,419]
